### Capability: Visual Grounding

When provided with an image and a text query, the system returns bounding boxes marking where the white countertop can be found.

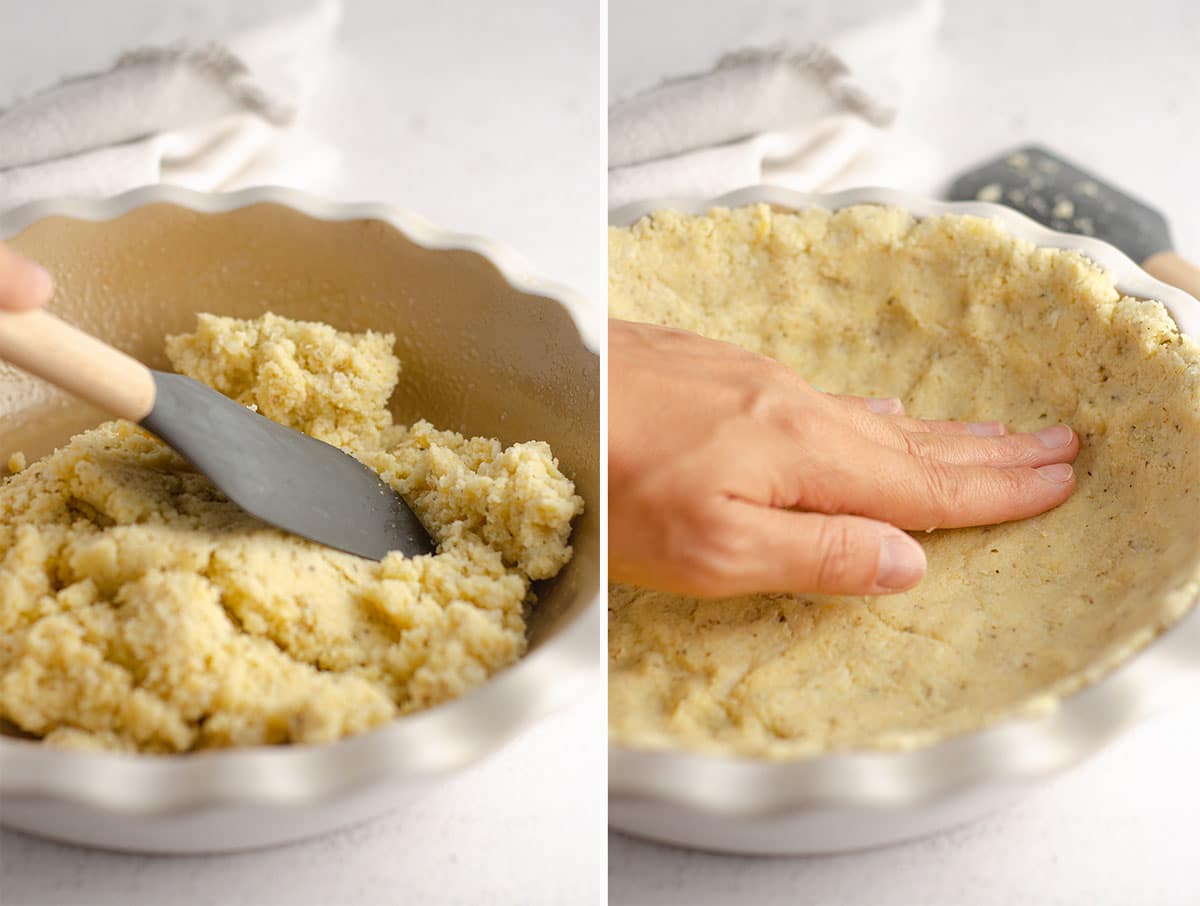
[0,2,604,904]
[3,692,605,906]
[609,0,1200,903]
[611,700,1200,906]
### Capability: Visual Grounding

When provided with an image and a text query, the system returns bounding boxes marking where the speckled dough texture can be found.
[0,313,583,753]
[608,204,1200,759]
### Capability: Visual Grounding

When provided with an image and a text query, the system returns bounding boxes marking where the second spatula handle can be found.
[1143,251,1200,303]
[0,309,157,423]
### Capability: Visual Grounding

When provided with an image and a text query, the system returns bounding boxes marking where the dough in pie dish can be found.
[608,204,1200,759]
[0,313,583,753]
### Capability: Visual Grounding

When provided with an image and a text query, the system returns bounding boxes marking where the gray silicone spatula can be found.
[0,309,434,560]
[948,144,1200,300]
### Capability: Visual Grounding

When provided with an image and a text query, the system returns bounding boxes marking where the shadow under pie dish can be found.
[0,186,600,852]
[607,186,1200,854]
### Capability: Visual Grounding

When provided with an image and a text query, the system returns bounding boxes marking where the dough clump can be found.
[608,204,1200,759]
[1,313,583,753]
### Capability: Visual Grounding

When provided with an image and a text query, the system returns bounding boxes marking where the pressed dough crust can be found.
[0,313,583,753]
[608,204,1200,759]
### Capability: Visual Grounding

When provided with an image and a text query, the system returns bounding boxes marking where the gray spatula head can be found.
[948,144,1174,263]
[142,371,434,561]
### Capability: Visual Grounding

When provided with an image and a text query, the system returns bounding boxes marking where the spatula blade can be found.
[948,144,1174,263]
[141,371,434,560]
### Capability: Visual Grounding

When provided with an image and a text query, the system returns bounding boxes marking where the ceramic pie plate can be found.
[0,185,601,853]
[607,185,1200,855]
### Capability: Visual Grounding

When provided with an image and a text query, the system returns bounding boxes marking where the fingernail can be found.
[1034,424,1073,449]
[1036,462,1074,482]
[876,533,927,591]
[867,397,904,415]
[968,421,1006,436]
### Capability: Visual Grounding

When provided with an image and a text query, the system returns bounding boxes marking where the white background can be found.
[610,0,1200,255]
[0,1,605,905]
[609,1,1200,904]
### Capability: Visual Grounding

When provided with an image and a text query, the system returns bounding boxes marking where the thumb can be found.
[0,245,54,311]
[719,499,928,596]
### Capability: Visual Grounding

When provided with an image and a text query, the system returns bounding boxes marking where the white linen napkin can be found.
[0,0,340,210]
[609,0,942,209]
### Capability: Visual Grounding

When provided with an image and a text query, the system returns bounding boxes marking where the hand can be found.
[608,320,1080,598]
[0,243,54,311]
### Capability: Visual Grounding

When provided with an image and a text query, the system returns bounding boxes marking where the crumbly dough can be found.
[608,204,1200,759]
[0,313,583,753]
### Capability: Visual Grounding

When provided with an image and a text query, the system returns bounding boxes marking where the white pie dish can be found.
[608,185,1200,855]
[0,185,601,853]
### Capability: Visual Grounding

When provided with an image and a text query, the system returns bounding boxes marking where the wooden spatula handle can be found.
[0,309,156,422]
[1144,251,1200,302]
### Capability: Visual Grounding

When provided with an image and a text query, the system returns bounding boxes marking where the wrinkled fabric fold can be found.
[0,0,340,210]
[608,0,943,210]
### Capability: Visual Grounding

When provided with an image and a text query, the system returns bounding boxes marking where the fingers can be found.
[828,395,1078,468]
[790,395,1080,530]
[829,393,906,416]
[814,443,1078,531]
[709,501,927,596]
[890,417,1007,436]
[830,394,1006,436]
[0,245,54,311]
[886,423,1078,469]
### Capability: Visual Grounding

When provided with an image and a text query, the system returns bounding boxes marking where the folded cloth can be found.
[608,0,942,209]
[0,0,340,210]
